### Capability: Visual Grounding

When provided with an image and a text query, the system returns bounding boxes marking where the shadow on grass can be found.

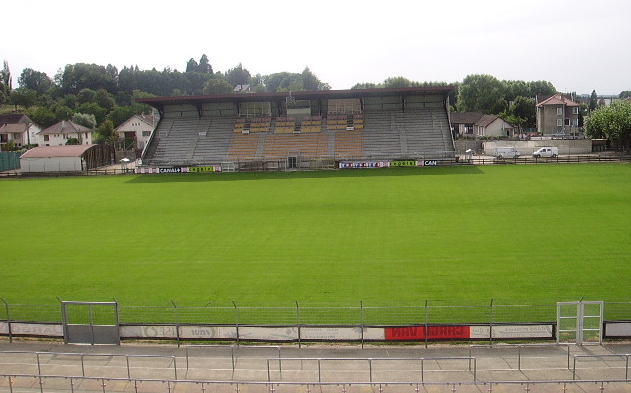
[126,166,485,184]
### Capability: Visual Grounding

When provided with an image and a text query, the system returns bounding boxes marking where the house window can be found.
[142,131,151,137]
[44,135,50,141]
[564,118,571,126]
[63,134,68,139]
[556,108,563,116]
[557,119,563,126]
[573,107,579,114]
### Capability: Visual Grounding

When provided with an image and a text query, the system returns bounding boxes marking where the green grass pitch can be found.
[1,164,630,321]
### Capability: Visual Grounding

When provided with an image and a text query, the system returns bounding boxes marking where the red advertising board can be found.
[385,325,470,340]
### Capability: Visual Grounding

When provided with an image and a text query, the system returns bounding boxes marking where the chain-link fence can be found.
[2,300,630,327]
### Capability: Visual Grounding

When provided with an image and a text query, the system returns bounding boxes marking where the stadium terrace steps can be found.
[144,108,454,166]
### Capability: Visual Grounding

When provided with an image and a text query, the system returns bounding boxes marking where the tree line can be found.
[0,56,629,149]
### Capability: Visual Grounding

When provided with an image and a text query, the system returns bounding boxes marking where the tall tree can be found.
[18,68,53,95]
[225,63,251,87]
[457,74,505,114]
[0,60,11,105]
[203,78,233,95]
[589,90,599,112]
[197,54,213,74]
[185,58,199,73]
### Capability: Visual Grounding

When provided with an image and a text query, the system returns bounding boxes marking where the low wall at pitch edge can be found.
[2,321,631,343]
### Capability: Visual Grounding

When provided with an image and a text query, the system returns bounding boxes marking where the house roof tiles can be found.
[39,120,94,135]
[536,94,580,107]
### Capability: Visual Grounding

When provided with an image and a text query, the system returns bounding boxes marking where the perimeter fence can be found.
[2,300,631,345]
[3,299,631,326]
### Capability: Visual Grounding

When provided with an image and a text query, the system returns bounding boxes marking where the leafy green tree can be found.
[203,78,233,95]
[72,113,97,130]
[301,67,330,91]
[53,105,74,120]
[225,63,251,87]
[18,68,53,94]
[77,88,96,104]
[585,100,631,150]
[95,89,116,111]
[59,63,117,95]
[26,106,57,128]
[457,74,505,114]
[108,105,136,127]
[620,91,631,99]
[527,80,556,97]
[10,87,38,109]
[94,119,117,145]
[351,82,379,89]
[263,72,292,92]
[65,137,80,145]
[75,102,107,125]
[382,76,414,88]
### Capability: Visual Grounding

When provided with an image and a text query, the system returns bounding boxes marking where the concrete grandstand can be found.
[137,86,455,171]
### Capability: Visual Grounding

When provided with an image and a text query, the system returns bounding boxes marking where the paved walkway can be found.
[1,340,631,392]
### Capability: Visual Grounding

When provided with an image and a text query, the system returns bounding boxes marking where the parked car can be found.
[494,147,520,159]
[532,147,558,158]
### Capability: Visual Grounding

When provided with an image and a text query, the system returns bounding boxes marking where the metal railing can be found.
[573,354,631,380]
[0,351,178,380]
[0,374,629,393]
[265,356,477,383]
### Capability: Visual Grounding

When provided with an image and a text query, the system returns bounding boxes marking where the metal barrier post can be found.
[171,301,180,348]
[81,354,85,377]
[318,359,321,382]
[1,299,12,343]
[126,356,131,379]
[296,301,301,348]
[232,301,239,346]
[360,301,365,349]
[369,359,372,382]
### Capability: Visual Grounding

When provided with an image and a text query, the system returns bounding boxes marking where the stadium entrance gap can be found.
[61,301,120,345]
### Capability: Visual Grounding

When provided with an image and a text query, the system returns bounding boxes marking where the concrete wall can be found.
[483,139,592,156]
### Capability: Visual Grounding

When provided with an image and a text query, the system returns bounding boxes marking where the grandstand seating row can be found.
[143,109,453,165]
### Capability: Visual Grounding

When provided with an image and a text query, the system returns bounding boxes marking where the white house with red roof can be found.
[38,120,95,146]
[450,112,515,137]
[0,114,41,149]
[115,113,157,149]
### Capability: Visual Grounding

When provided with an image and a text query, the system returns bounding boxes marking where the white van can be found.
[532,147,558,158]
[494,147,520,159]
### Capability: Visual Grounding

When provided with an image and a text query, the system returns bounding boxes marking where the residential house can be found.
[450,112,515,138]
[115,113,157,150]
[536,94,580,135]
[38,120,95,146]
[0,114,41,149]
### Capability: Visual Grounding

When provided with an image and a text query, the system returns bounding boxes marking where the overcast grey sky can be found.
[4,0,631,95]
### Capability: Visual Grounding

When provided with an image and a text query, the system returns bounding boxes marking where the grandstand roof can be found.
[137,86,454,110]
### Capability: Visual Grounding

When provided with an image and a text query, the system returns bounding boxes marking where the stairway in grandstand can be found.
[143,109,454,166]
